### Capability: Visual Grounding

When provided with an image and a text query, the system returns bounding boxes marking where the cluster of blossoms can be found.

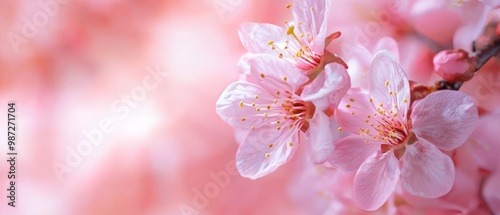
[217,0,500,213]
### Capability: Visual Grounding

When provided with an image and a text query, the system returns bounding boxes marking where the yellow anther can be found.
[338,127,343,132]
[260,73,265,78]
[252,102,256,106]
[286,25,295,35]
[403,99,408,103]
[385,80,389,86]
[369,98,373,103]
[254,95,259,99]
[286,4,292,9]
[274,99,278,104]
[289,142,293,146]
[310,6,314,11]
[278,53,283,58]
[256,107,261,112]
[276,126,281,130]
[351,112,355,115]
[265,153,270,158]
[269,144,273,148]
[241,118,246,121]
[267,105,271,110]
[349,98,355,102]
[267,40,274,45]
[300,33,304,38]
[239,101,244,108]
[283,76,288,81]
[251,126,255,130]
[346,104,351,108]
[276,91,281,95]
[276,120,281,124]
[365,140,369,143]
[264,113,268,117]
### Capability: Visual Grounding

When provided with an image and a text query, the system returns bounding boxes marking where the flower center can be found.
[239,88,315,133]
[267,25,322,71]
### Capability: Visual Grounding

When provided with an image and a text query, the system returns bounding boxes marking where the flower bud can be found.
[433,49,476,82]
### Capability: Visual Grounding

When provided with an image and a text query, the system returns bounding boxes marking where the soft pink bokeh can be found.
[0,0,304,214]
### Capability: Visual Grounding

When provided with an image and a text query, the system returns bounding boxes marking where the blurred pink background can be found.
[0,0,309,214]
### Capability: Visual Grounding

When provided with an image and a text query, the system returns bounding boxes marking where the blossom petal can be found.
[369,50,410,120]
[236,124,299,179]
[291,0,330,35]
[483,171,500,214]
[216,81,275,129]
[400,140,455,198]
[335,90,377,135]
[305,111,334,164]
[301,62,351,110]
[240,54,309,91]
[411,90,478,151]
[467,112,500,171]
[373,37,399,62]
[238,22,285,54]
[329,136,380,173]
[354,152,400,211]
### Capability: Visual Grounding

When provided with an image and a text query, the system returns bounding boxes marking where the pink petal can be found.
[238,22,285,54]
[411,90,478,151]
[301,62,351,110]
[216,81,275,129]
[240,54,308,91]
[453,2,491,51]
[483,170,500,214]
[400,140,455,198]
[369,50,411,120]
[304,111,334,164]
[373,37,400,62]
[354,152,400,211]
[236,124,299,179]
[467,112,500,171]
[334,90,377,134]
[291,0,330,36]
[329,136,380,173]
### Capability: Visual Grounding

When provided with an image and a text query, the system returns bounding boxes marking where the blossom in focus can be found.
[433,49,476,82]
[216,54,350,179]
[238,0,346,73]
[328,50,478,210]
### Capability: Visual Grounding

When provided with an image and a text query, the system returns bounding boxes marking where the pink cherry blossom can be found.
[216,54,350,179]
[238,0,346,73]
[329,50,478,211]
